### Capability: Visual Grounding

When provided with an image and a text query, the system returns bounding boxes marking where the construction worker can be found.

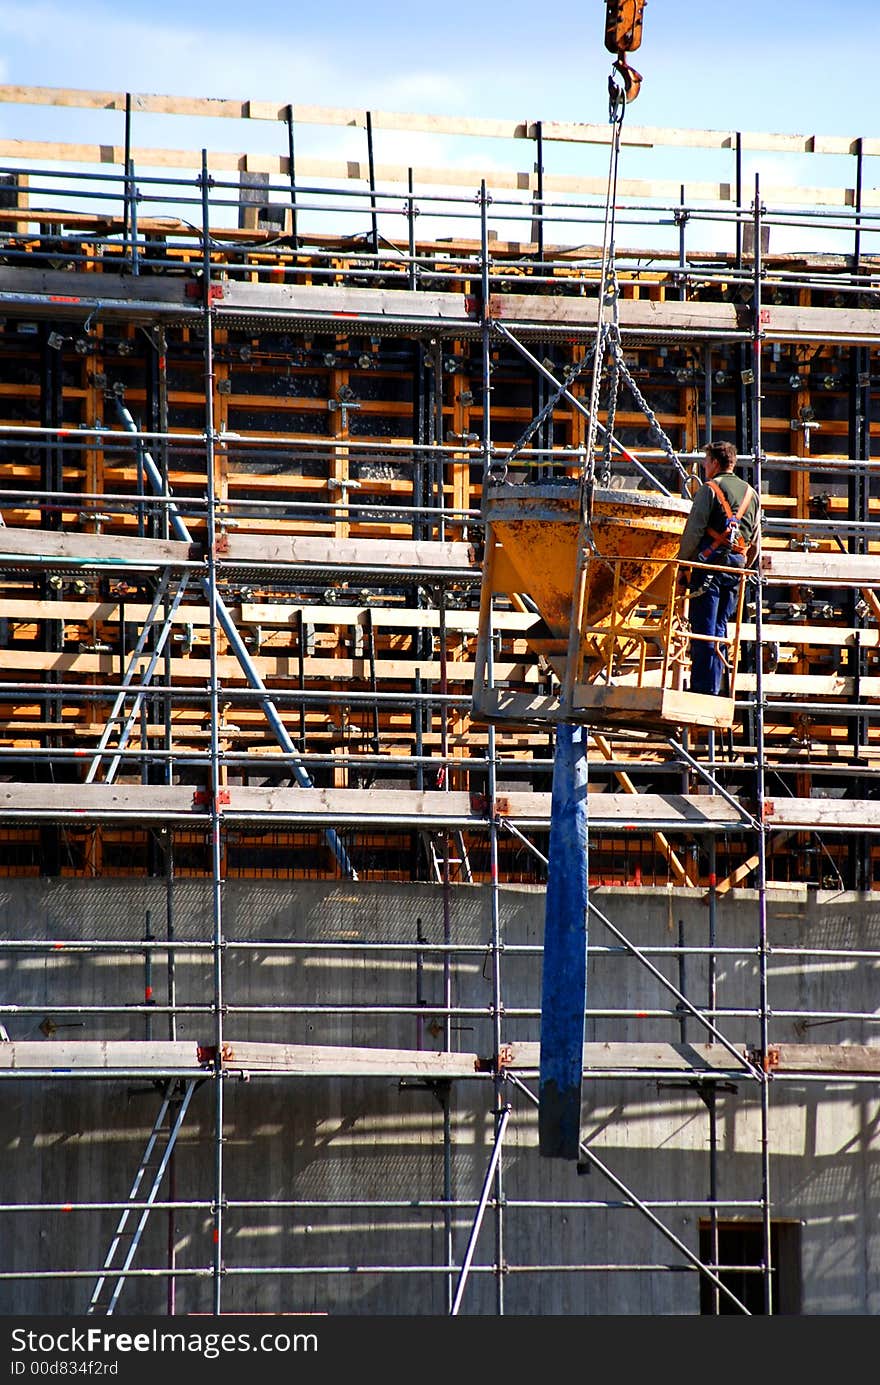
[677,440,759,696]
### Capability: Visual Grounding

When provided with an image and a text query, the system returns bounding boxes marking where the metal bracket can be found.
[192,788,231,809]
[185,280,225,303]
[747,1044,780,1072]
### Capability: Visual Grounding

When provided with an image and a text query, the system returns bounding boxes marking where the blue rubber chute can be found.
[538,721,589,1159]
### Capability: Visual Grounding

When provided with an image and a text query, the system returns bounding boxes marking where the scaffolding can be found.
[0,85,878,1316]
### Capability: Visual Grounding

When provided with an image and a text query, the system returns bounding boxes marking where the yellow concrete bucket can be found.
[483,481,690,661]
[477,481,738,732]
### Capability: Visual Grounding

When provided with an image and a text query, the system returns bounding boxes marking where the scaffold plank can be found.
[763,798,880,828]
[501,1042,880,1076]
[761,550,880,583]
[218,533,476,573]
[504,1042,752,1073]
[0,1041,204,1072]
[221,279,473,323]
[0,527,196,567]
[0,785,749,827]
[215,1042,481,1078]
[3,1039,874,1079]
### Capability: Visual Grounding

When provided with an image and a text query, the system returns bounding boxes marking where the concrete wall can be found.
[0,879,878,1315]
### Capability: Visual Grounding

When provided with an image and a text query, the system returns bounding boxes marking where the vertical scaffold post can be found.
[538,721,589,1159]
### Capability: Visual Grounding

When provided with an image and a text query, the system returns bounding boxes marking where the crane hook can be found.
[604,0,646,102]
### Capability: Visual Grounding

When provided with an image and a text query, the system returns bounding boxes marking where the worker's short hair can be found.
[703,440,737,470]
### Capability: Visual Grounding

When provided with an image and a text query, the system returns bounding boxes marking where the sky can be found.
[0,0,877,136]
[0,1,877,255]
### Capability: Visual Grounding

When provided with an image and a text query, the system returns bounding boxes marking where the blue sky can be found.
[0,2,876,256]
[0,0,877,136]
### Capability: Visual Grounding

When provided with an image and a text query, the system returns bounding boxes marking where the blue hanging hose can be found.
[538,721,589,1159]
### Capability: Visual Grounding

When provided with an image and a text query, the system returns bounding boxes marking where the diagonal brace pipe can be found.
[450,1103,511,1315]
[112,401,356,878]
[507,1074,752,1315]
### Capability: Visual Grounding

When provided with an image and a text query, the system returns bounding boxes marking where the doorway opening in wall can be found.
[699,1220,802,1315]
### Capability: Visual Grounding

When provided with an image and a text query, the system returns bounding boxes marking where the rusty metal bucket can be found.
[483,481,689,662]
[472,479,737,731]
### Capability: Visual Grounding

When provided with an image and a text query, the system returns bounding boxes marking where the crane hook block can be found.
[604,0,646,56]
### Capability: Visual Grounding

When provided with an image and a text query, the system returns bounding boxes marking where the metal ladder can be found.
[424,830,473,884]
[86,1078,198,1315]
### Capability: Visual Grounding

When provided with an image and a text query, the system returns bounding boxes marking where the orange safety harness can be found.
[698,479,755,561]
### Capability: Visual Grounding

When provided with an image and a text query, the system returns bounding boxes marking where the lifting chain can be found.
[600,329,620,486]
[500,342,599,475]
[606,327,691,488]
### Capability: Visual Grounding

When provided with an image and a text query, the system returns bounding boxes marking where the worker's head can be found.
[702,440,737,478]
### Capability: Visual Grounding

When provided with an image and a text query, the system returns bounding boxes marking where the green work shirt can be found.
[677,472,759,562]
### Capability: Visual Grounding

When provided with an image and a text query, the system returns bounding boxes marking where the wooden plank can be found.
[1,88,875,159]
[225,789,746,826]
[0,785,752,826]
[768,1044,880,1075]
[736,672,880,695]
[216,1042,481,1078]
[0,784,200,816]
[0,265,193,310]
[763,798,880,829]
[0,1041,204,1072]
[489,293,744,335]
[0,597,534,637]
[0,649,539,682]
[221,278,473,323]
[0,597,533,635]
[740,622,880,648]
[0,135,867,210]
[492,292,880,344]
[762,302,880,343]
[503,1041,752,1073]
[761,549,880,583]
[0,527,195,566]
[1,1037,877,1080]
[541,122,867,157]
[220,533,476,572]
[503,1042,880,1076]
[222,788,476,819]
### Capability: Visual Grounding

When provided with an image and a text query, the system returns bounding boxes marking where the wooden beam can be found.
[502,1041,751,1073]
[0,1041,205,1072]
[2,1036,877,1080]
[763,798,880,828]
[0,596,535,635]
[1,86,876,160]
[219,532,476,573]
[214,1042,481,1078]
[0,783,751,827]
[762,550,880,584]
[501,1041,880,1076]
[0,527,195,567]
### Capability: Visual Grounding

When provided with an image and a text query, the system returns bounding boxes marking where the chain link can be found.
[607,327,690,486]
[498,343,599,473]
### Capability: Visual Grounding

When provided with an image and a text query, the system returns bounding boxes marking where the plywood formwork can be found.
[0,84,878,1316]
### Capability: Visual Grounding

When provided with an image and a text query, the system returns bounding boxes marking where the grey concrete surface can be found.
[0,879,877,1315]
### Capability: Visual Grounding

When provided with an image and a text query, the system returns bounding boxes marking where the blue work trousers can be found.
[688,553,745,696]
